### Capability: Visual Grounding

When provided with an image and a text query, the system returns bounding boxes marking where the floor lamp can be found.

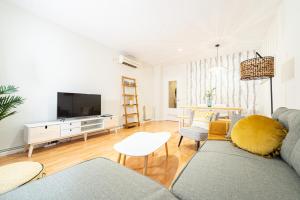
[240,52,275,114]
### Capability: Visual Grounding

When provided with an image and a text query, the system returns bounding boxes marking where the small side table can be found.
[0,161,44,194]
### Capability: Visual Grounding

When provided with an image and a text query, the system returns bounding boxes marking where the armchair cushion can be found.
[179,127,208,141]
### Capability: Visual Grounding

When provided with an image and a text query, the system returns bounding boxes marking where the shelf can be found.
[124,122,139,128]
[123,104,138,107]
[122,76,136,81]
[81,123,103,128]
[81,127,103,134]
[122,84,136,87]
[123,94,137,97]
[122,76,140,129]
[123,113,138,117]
[81,124,103,132]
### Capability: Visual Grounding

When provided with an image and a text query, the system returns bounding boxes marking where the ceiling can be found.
[8,0,281,66]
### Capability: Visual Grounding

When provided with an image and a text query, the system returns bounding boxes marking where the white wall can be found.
[260,0,300,113]
[152,66,163,120]
[0,2,154,152]
[159,64,187,120]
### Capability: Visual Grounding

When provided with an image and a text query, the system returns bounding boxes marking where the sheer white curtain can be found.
[186,50,258,114]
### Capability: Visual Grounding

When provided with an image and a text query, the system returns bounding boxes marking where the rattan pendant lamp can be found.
[240,52,275,114]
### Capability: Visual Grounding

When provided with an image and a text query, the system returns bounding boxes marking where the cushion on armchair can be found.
[191,111,214,129]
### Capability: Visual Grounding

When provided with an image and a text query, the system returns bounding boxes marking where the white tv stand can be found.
[24,116,118,157]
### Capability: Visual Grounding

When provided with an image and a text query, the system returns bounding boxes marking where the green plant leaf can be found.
[0,85,24,121]
[0,85,18,95]
[0,111,16,121]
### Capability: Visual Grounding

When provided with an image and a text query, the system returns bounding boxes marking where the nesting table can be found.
[114,132,171,175]
[0,161,44,194]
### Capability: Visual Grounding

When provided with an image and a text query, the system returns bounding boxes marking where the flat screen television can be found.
[57,92,101,118]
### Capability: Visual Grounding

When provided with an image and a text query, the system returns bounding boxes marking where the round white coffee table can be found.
[114,132,171,175]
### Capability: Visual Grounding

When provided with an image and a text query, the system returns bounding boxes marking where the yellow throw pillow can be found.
[231,115,287,156]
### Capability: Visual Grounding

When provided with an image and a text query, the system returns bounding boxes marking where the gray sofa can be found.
[1,107,300,200]
[0,157,177,200]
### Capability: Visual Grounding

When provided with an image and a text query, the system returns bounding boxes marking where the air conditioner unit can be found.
[119,55,140,68]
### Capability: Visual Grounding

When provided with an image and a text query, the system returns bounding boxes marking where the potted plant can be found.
[0,85,24,121]
[204,88,216,107]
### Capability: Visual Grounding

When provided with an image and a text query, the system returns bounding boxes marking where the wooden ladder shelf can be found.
[122,76,140,128]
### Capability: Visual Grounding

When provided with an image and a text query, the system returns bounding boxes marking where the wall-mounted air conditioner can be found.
[119,55,140,68]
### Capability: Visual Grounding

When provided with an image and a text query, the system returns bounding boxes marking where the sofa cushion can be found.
[200,140,266,160]
[275,109,297,129]
[226,113,244,138]
[273,108,300,166]
[171,141,300,200]
[291,139,300,176]
[272,107,288,121]
[0,157,176,200]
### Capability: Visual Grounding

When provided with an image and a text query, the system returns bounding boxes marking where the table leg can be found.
[165,143,168,158]
[117,153,121,163]
[152,152,154,156]
[143,155,148,175]
[123,155,126,166]
[28,144,34,158]
[24,144,29,152]
[83,133,88,141]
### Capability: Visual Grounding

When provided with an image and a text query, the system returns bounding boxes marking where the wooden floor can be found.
[0,121,198,187]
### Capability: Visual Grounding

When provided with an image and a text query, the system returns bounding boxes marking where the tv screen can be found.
[57,92,101,118]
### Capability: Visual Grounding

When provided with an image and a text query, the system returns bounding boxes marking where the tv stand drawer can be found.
[61,127,81,137]
[60,122,81,130]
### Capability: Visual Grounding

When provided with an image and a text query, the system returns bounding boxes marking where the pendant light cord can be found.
[215,44,220,66]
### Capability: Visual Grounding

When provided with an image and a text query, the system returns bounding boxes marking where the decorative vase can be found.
[207,97,212,107]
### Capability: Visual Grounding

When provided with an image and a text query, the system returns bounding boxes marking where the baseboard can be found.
[141,119,152,124]
[0,145,24,157]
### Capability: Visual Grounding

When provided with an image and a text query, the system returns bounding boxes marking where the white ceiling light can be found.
[210,44,227,73]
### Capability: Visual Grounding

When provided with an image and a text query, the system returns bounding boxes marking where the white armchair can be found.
[178,110,213,150]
